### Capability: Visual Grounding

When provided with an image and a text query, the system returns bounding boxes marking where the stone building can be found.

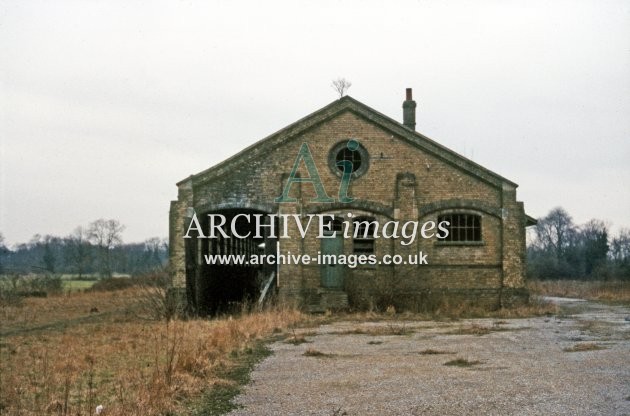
[169,90,535,314]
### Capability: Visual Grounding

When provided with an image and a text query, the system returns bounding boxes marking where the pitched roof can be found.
[180,95,517,188]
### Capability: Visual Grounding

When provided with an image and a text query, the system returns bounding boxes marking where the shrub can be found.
[90,276,136,291]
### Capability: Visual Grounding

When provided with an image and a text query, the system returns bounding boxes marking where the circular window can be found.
[328,139,369,178]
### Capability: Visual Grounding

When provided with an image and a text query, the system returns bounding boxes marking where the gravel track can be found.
[228,299,630,415]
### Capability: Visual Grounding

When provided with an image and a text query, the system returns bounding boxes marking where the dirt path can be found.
[228,299,630,415]
[0,310,116,337]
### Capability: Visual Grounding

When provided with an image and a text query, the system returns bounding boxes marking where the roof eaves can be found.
[526,215,538,227]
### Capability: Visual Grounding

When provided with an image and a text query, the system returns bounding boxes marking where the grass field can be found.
[0,274,137,295]
[61,279,97,292]
[0,288,307,415]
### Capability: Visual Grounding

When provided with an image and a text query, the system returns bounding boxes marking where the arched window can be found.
[437,213,482,242]
[353,216,377,254]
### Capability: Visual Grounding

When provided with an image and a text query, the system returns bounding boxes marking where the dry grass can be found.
[0,289,142,335]
[528,280,630,302]
[440,299,560,319]
[563,343,608,352]
[445,323,526,336]
[334,297,559,322]
[332,323,412,336]
[0,289,306,415]
[447,323,494,336]
[284,329,312,345]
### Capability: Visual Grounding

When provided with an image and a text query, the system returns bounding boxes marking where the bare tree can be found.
[331,78,352,98]
[580,219,609,275]
[65,226,93,278]
[88,219,125,277]
[41,235,61,273]
[610,228,630,279]
[611,228,630,262]
[532,207,576,260]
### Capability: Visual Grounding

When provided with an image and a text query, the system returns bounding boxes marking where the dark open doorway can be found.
[185,208,277,315]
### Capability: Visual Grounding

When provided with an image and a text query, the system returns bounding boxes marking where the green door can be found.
[320,236,344,288]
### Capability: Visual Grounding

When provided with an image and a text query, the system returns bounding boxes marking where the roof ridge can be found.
[179,95,516,189]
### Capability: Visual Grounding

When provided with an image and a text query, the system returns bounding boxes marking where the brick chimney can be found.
[402,88,416,130]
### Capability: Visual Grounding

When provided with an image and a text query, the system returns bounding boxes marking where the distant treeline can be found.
[2,211,628,281]
[527,207,630,280]
[0,219,167,277]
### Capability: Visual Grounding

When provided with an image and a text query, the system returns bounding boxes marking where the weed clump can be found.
[418,349,453,355]
[303,348,335,358]
[563,343,607,352]
[444,358,482,367]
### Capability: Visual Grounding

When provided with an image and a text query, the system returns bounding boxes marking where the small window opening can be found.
[353,216,376,254]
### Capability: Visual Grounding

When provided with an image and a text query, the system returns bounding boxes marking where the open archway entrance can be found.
[185,208,277,315]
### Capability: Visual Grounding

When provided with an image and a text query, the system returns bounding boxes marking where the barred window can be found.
[353,216,377,254]
[437,213,482,242]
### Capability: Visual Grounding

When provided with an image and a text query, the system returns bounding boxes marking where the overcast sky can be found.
[1,0,629,246]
